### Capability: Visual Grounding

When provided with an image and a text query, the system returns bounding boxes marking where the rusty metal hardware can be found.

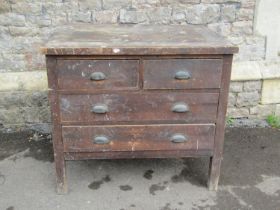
[174,71,191,80]
[171,102,189,113]
[91,104,108,114]
[93,135,110,144]
[90,72,106,81]
[170,134,188,143]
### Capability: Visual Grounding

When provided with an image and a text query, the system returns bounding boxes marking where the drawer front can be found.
[62,124,215,152]
[143,59,223,89]
[60,92,219,123]
[56,59,139,90]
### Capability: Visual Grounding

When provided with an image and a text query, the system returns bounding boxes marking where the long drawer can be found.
[62,124,215,152]
[59,92,219,124]
[143,59,223,90]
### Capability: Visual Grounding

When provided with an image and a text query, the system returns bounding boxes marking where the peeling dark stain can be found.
[23,139,54,162]
[260,145,266,150]
[160,203,171,210]
[149,183,166,195]
[88,175,111,190]
[0,131,53,162]
[220,128,280,186]
[88,180,103,190]
[178,202,183,206]
[171,167,202,187]
[170,157,209,187]
[143,169,154,180]
[103,175,111,182]
[119,185,133,191]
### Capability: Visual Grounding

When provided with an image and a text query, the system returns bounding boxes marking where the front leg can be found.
[55,152,67,194]
[208,156,222,191]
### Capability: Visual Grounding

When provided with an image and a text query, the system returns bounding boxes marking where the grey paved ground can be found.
[0,128,280,210]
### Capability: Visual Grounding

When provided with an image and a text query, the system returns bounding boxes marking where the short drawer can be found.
[60,92,219,124]
[62,124,215,152]
[56,59,139,90]
[143,59,223,89]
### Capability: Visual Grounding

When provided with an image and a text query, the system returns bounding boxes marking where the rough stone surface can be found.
[0,13,26,26]
[261,62,280,79]
[0,0,277,127]
[227,107,249,118]
[120,9,148,23]
[230,81,243,93]
[243,81,262,92]
[221,4,236,22]
[103,0,131,9]
[69,11,92,23]
[250,105,276,119]
[231,61,262,81]
[236,91,260,107]
[0,91,50,128]
[228,119,269,128]
[0,71,48,91]
[0,0,11,13]
[78,0,102,10]
[276,104,280,116]
[227,92,236,107]
[232,21,253,36]
[236,36,266,61]
[207,22,231,36]
[95,10,119,23]
[186,4,220,24]
[237,8,254,21]
[261,79,280,104]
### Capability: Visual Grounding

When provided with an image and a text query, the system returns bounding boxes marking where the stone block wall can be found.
[228,80,278,119]
[0,0,279,131]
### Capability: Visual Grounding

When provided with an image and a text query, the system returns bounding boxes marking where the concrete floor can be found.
[0,127,280,210]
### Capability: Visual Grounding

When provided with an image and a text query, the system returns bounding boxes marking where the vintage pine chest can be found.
[42,24,238,193]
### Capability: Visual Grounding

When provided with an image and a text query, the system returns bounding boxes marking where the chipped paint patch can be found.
[113,48,120,53]
[119,185,133,191]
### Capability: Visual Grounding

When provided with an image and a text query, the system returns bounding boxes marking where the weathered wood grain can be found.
[59,92,219,124]
[143,59,223,89]
[44,24,238,192]
[208,55,233,191]
[41,24,238,55]
[64,150,213,160]
[56,59,139,90]
[47,56,67,194]
[62,124,215,152]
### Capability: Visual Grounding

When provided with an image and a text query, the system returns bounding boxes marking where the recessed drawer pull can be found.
[170,134,188,143]
[90,72,106,81]
[93,135,110,144]
[171,103,189,113]
[91,104,108,114]
[174,71,191,80]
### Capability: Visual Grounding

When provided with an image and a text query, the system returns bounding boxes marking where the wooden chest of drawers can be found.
[42,24,238,193]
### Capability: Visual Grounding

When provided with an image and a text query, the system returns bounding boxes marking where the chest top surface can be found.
[42,24,238,56]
